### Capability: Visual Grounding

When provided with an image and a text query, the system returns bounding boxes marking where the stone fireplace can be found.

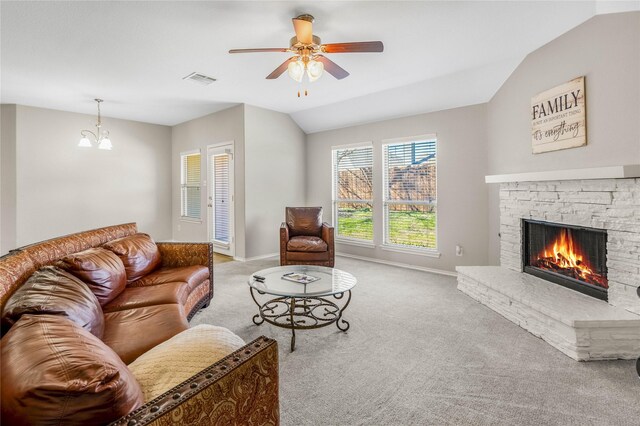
[457,168,640,361]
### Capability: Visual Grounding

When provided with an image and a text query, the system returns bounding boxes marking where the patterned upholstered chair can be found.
[280,207,335,267]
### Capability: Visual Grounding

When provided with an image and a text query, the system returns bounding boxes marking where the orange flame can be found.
[541,229,588,270]
[535,228,607,288]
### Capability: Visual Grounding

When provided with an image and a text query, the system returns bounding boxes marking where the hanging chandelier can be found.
[78,98,112,150]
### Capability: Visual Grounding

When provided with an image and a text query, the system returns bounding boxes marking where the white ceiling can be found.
[1,1,637,134]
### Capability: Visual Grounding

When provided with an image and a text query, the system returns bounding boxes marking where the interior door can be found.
[207,143,234,257]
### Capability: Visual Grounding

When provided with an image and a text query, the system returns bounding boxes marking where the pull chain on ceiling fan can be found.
[229,14,383,85]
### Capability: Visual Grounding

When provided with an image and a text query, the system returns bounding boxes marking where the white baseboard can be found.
[231,250,457,278]
[233,252,279,262]
[336,252,457,278]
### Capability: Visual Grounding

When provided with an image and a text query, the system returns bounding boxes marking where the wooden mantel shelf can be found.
[485,165,640,184]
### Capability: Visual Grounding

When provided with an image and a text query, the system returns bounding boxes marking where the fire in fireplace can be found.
[523,220,608,301]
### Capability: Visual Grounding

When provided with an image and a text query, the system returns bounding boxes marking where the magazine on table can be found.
[281,272,320,284]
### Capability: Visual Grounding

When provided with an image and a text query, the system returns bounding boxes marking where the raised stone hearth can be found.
[458,175,640,361]
[457,266,640,360]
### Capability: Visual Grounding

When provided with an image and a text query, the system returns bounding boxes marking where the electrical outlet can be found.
[177,224,181,232]
[456,245,463,257]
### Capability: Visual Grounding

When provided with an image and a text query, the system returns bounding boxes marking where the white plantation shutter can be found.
[213,153,230,243]
[383,139,437,249]
[181,151,201,220]
[332,145,374,241]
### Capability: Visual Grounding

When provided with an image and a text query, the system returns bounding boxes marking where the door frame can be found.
[207,141,235,257]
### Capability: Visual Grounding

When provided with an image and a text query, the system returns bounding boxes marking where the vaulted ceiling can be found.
[1,1,636,133]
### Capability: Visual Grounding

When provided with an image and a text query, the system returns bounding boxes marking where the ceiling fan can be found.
[229,14,383,83]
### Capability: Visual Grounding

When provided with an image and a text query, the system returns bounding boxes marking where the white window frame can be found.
[180,149,202,222]
[381,134,438,254]
[331,142,375,244]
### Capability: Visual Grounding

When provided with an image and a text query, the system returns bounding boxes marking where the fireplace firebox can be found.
[522,220,608,301]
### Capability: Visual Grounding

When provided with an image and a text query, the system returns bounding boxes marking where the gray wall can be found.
[306,104,489,273]
[486,12,640,263]
[244,104,306,259]
[6,105,172,251]
[170,104,306,260]
[1,105,17,254]
[171,105,246,257]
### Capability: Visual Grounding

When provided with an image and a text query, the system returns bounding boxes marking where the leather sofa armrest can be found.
[280,222,290,242]
[322,222,334,256]
[280,223,289,266]
[110,336,280,426]
[156,242,213,271]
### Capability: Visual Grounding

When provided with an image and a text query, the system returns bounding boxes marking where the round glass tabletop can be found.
[248,265,356,298]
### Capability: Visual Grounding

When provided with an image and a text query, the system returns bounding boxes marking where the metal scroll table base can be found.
[250,288,352,351]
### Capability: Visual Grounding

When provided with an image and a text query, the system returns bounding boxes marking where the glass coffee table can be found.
[248,265,356,351]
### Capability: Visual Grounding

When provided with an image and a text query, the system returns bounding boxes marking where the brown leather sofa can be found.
[280,207,335,267]
[0,223,279,426]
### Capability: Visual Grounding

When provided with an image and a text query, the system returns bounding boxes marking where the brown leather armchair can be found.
[280,207,335,267]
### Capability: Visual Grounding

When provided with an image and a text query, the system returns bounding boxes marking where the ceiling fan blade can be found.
[229,48,289,53]
[292,17,313,44]
[322,41,384,53]
[315,55,349,80]
[266,58,294,79]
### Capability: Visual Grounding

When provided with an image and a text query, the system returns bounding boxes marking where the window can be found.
[180,151,201,220]
[383,137,437,250]
[332,145,374,241]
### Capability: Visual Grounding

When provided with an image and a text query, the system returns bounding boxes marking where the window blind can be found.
[213,153,230,244]
[383,139,437,249]
[181,152,201,220]
[332,146,374,241]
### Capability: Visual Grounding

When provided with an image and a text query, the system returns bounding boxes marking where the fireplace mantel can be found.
[485,164,640,183]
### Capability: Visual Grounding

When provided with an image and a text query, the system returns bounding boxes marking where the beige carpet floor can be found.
[191,256,640,426]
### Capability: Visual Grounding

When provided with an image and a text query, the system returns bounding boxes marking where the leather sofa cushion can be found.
[131,265,209,291]
[103,233,161,284]
[1,266,104,338]
[103,304,189,364]
[286,207,323,237]
[103,282,190,313]
[128,324,245,402]
[57,247,127,306]
[287,236,328,252]
[0,314,143,426]
[285,251,330,262]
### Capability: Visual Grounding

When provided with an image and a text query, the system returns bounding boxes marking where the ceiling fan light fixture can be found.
[229,13,383,84]
[287,59,304,82]
[306,59,324,82]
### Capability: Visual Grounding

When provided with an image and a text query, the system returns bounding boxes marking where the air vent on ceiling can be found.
[183,72,217,85]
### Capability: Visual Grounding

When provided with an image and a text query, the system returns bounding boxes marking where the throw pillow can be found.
[128,324,245,401]
[0,314,144,426]
[103,233,161,283]
[57,247,127,305]
[1,266,104,338]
